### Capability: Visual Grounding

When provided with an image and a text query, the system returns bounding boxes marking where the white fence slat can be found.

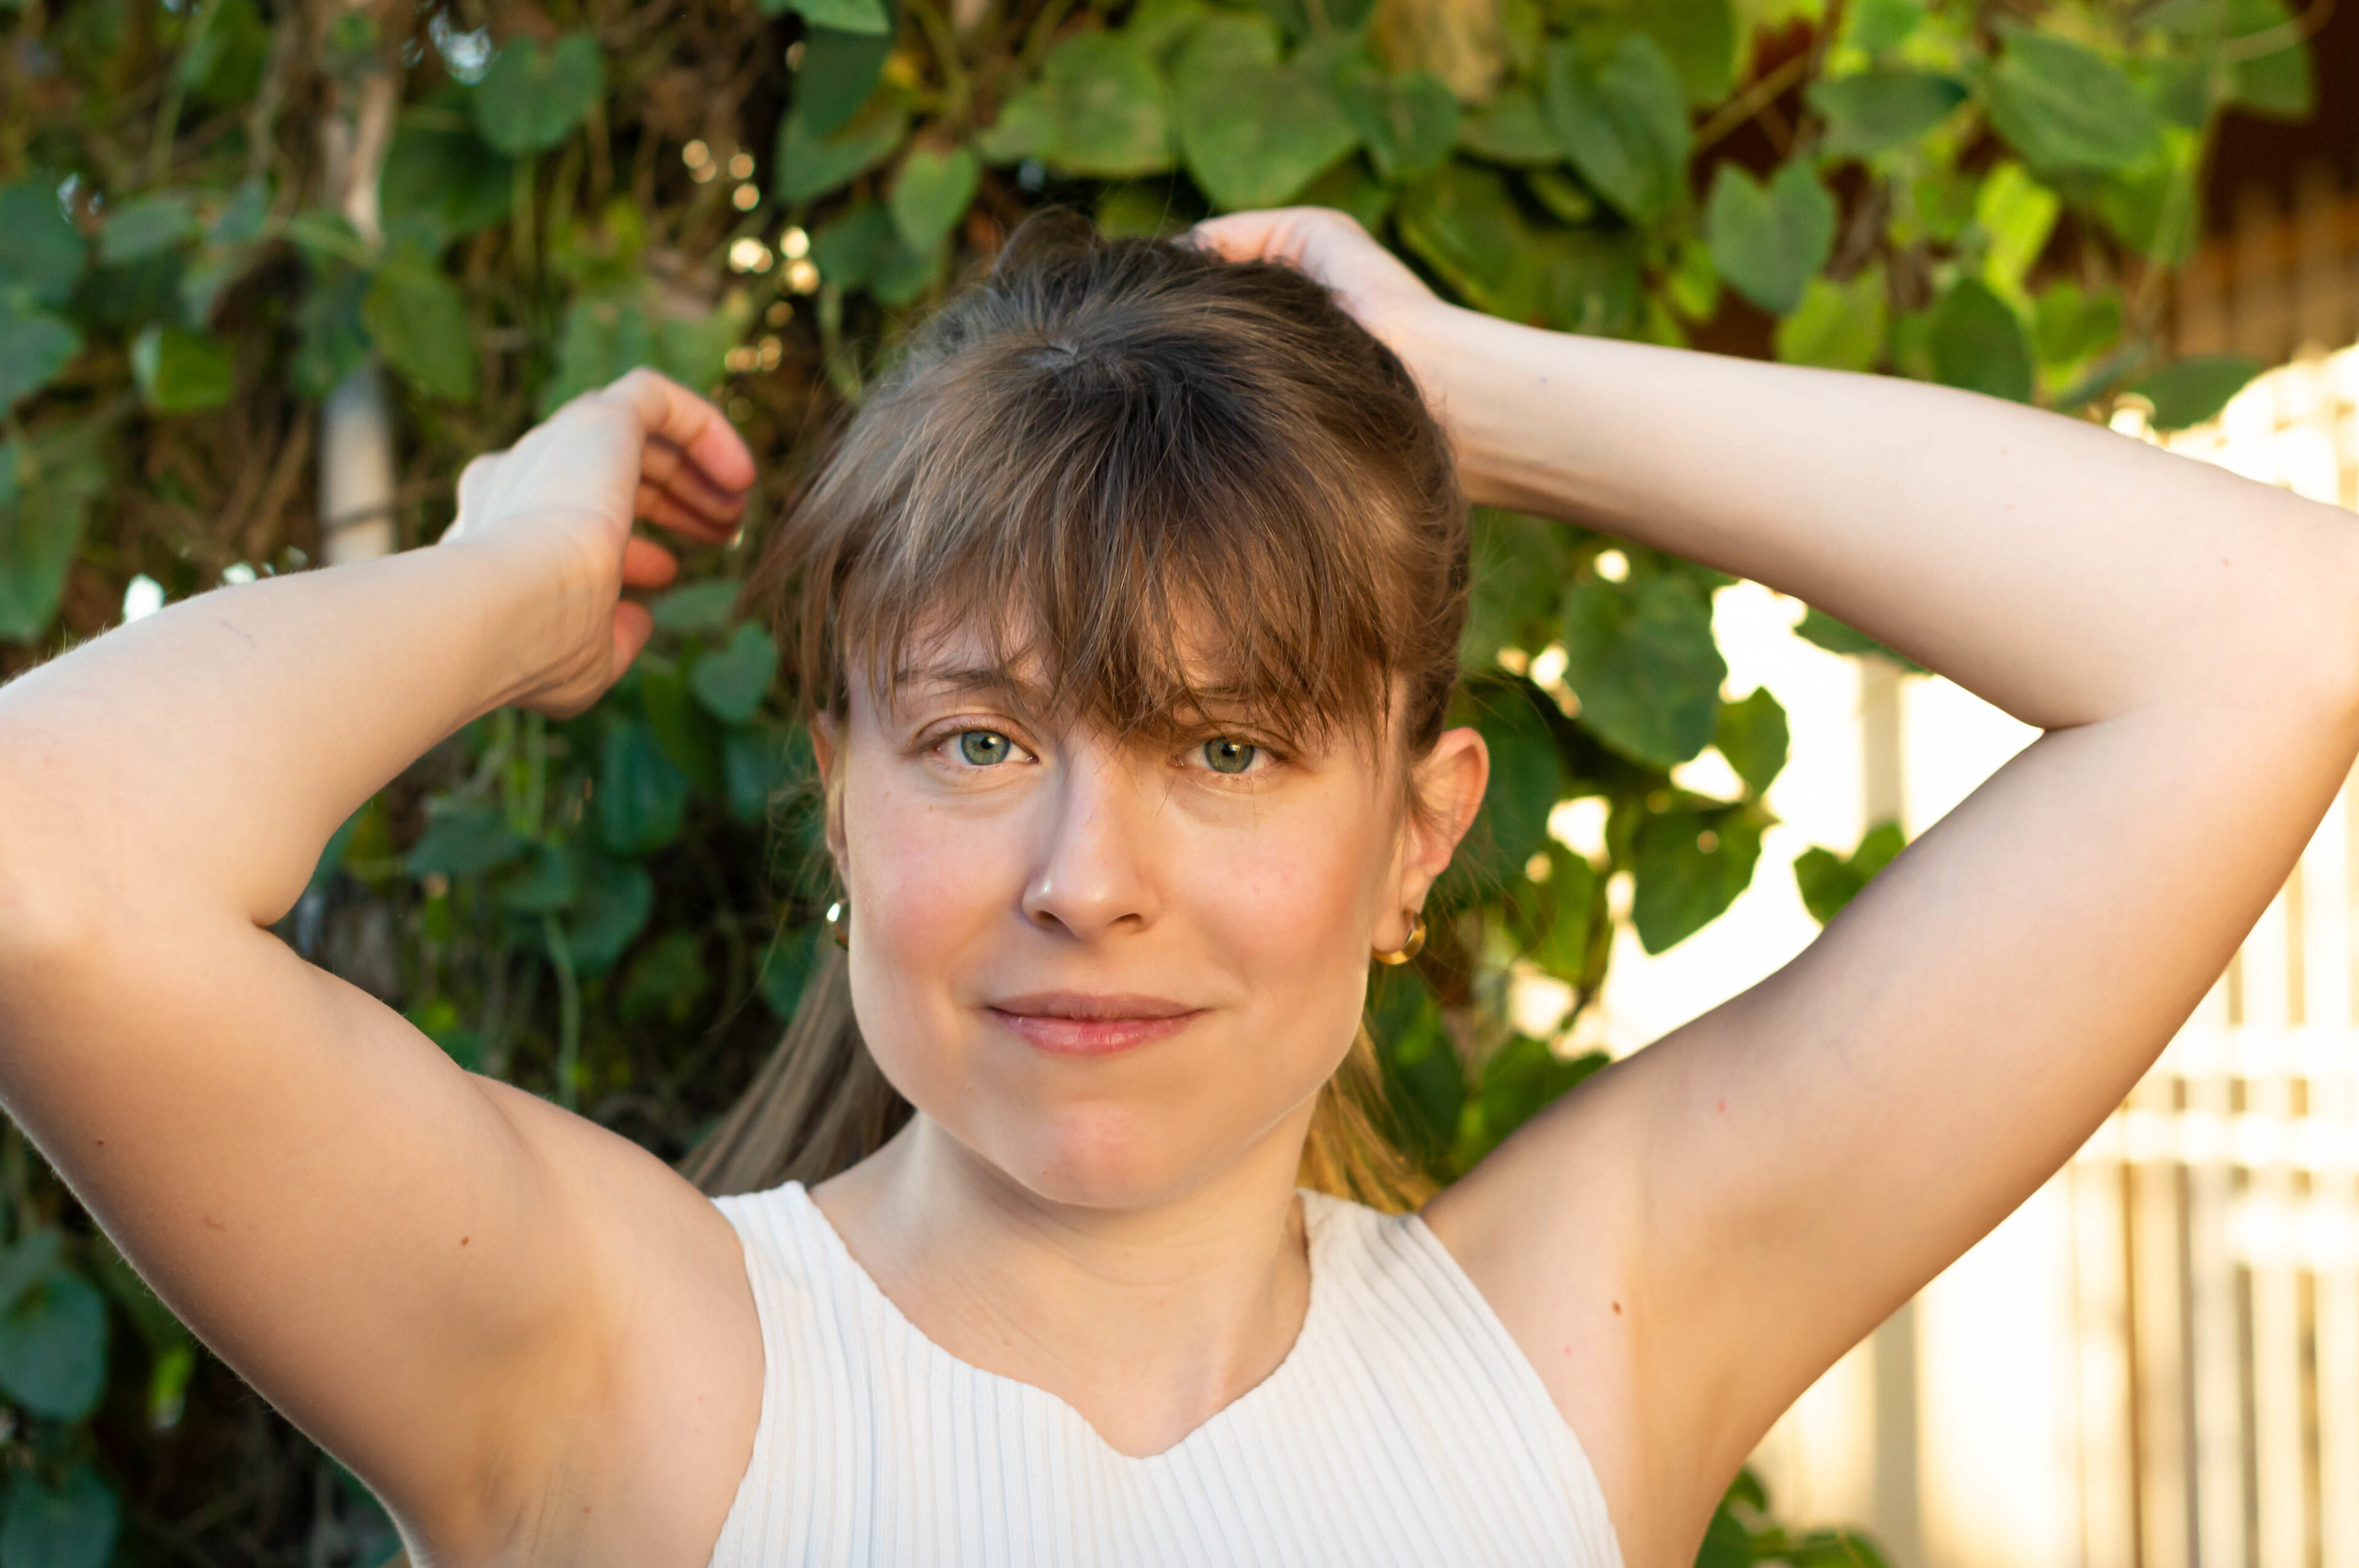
[2188,1048,2250,1568]
[2130,1078,2194,1568]
[2073,1156,2139,1568]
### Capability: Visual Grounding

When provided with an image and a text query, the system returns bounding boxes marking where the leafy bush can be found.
[0,0,2308,1556]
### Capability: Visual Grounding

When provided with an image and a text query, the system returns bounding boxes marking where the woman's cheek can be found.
[840,771,1019,1094]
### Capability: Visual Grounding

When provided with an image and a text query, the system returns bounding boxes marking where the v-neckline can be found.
[783,1180,1334,1465]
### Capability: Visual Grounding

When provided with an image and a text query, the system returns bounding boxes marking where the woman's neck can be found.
[810,1112,1315,1458]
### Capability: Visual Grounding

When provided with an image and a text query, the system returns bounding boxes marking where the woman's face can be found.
[825,626,1485,1211]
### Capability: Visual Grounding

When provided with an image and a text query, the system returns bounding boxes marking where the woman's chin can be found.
[985,1107,1229,1212]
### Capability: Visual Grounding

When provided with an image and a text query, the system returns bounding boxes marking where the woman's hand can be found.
[1189,206,1455,373]
[439,368,756,717]
[1189,206,1482,487]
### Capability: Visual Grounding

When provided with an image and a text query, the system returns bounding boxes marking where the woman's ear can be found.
[810,712,849,873]
[1400,725,1489,903]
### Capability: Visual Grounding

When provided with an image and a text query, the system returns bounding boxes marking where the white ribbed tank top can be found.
[704,1181,1625,1567]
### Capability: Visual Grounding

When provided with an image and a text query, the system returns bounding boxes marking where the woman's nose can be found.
[1020,745,1163,940]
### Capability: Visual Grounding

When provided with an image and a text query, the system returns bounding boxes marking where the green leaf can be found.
[1095,183,1194,238]
[1524,168,1596,224]
[777,95,913,205]
[724,722,796,825]
[0,308,82,409]
[1559,574,1727,769]
[1844,0,1925,55]
[783,0,890,36]
[130,324,235,413]
[889,146,980,253]
[1463,507,1571,666]
[1525,849,1603,980]
[0,1256,108,1420]
[1396,162,1542,322]
[1807,71,1966,160]
[599,720,690,855]
[100,192,198,264]
[1459,88,1560,166]
[1715,687,1788,797]
[793,25,897,138]
[1174,20,1358,211]
[758,923,822,1020]
[642,657,726,796]
[1544,34,1691,225]
[980,34,1172,179]
[362,253,477,401]
[1473,687,1568,873]
[179,0,270,107]
[1,1467,120,1568]
[1694,1496,1753,1568]
[1538,227,1645,336]
[1928,276,2032,404]
[563,852,654,975]
[0,181,89,308]
[543,286,748,412]
[650,579,742,635]
[208,175,273,248]
[1334,69,1460,183]
[1371,969,1463,1159]
[690,622,778,724]
[2225,0,2312,119]
[2126,355,2264,432]
[655,291,757,393]
[495,841,577,913]
[1705,160,1834,317]
[1794,819,1905,924]
[1984,31,2161,176]
[1775,269,1885,372]
[2092,134,2201,267]
[381,119,515,249]
[1632,805,1762,953]
[2032,279,2121,376]
[1637,0,1740,104]
[405,802,525,877]
[1789,1529,1896,1568]
[472,34,605,156]
[292,267,370,399]
[619,929,711,1024]
[1452,1036,1607,1173]
[0,433,105,643]
[1974,161,2059,302]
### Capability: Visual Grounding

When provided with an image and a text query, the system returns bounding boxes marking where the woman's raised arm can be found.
[1199,209,2359,1566]
[0,372,763,1562]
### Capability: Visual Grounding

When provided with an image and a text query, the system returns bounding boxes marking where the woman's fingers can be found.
[1188,206,1441,337]
[619,532,679,590]
[598,368,758,497]
[638,438,748,532]
[611,598,656,679]
[633,481,734,542]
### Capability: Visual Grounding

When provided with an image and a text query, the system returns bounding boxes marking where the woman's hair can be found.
[682,209,1468,1212]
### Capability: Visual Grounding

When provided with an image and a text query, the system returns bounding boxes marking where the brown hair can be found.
[682,210,1468,1212]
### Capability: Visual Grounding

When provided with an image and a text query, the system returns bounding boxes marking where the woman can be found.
[1,206,2353,1567]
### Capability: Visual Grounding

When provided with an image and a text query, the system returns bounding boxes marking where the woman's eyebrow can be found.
[890,664,1048,708]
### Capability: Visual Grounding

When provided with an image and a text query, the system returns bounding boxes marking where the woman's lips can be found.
[985,993,1206,1056]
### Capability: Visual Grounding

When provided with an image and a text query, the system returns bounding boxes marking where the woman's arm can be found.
[0,372,764,1562]
[1199,210,2359,1564]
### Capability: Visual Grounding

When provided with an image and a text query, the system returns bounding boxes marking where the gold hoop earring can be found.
[826,899,850,950]
[1372,911,1426,966]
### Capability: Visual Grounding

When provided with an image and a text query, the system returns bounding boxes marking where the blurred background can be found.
[1,0,2353,1563]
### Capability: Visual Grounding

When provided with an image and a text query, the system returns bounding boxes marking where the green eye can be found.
[1203,738,1257,774]
[957,730,1014,766]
